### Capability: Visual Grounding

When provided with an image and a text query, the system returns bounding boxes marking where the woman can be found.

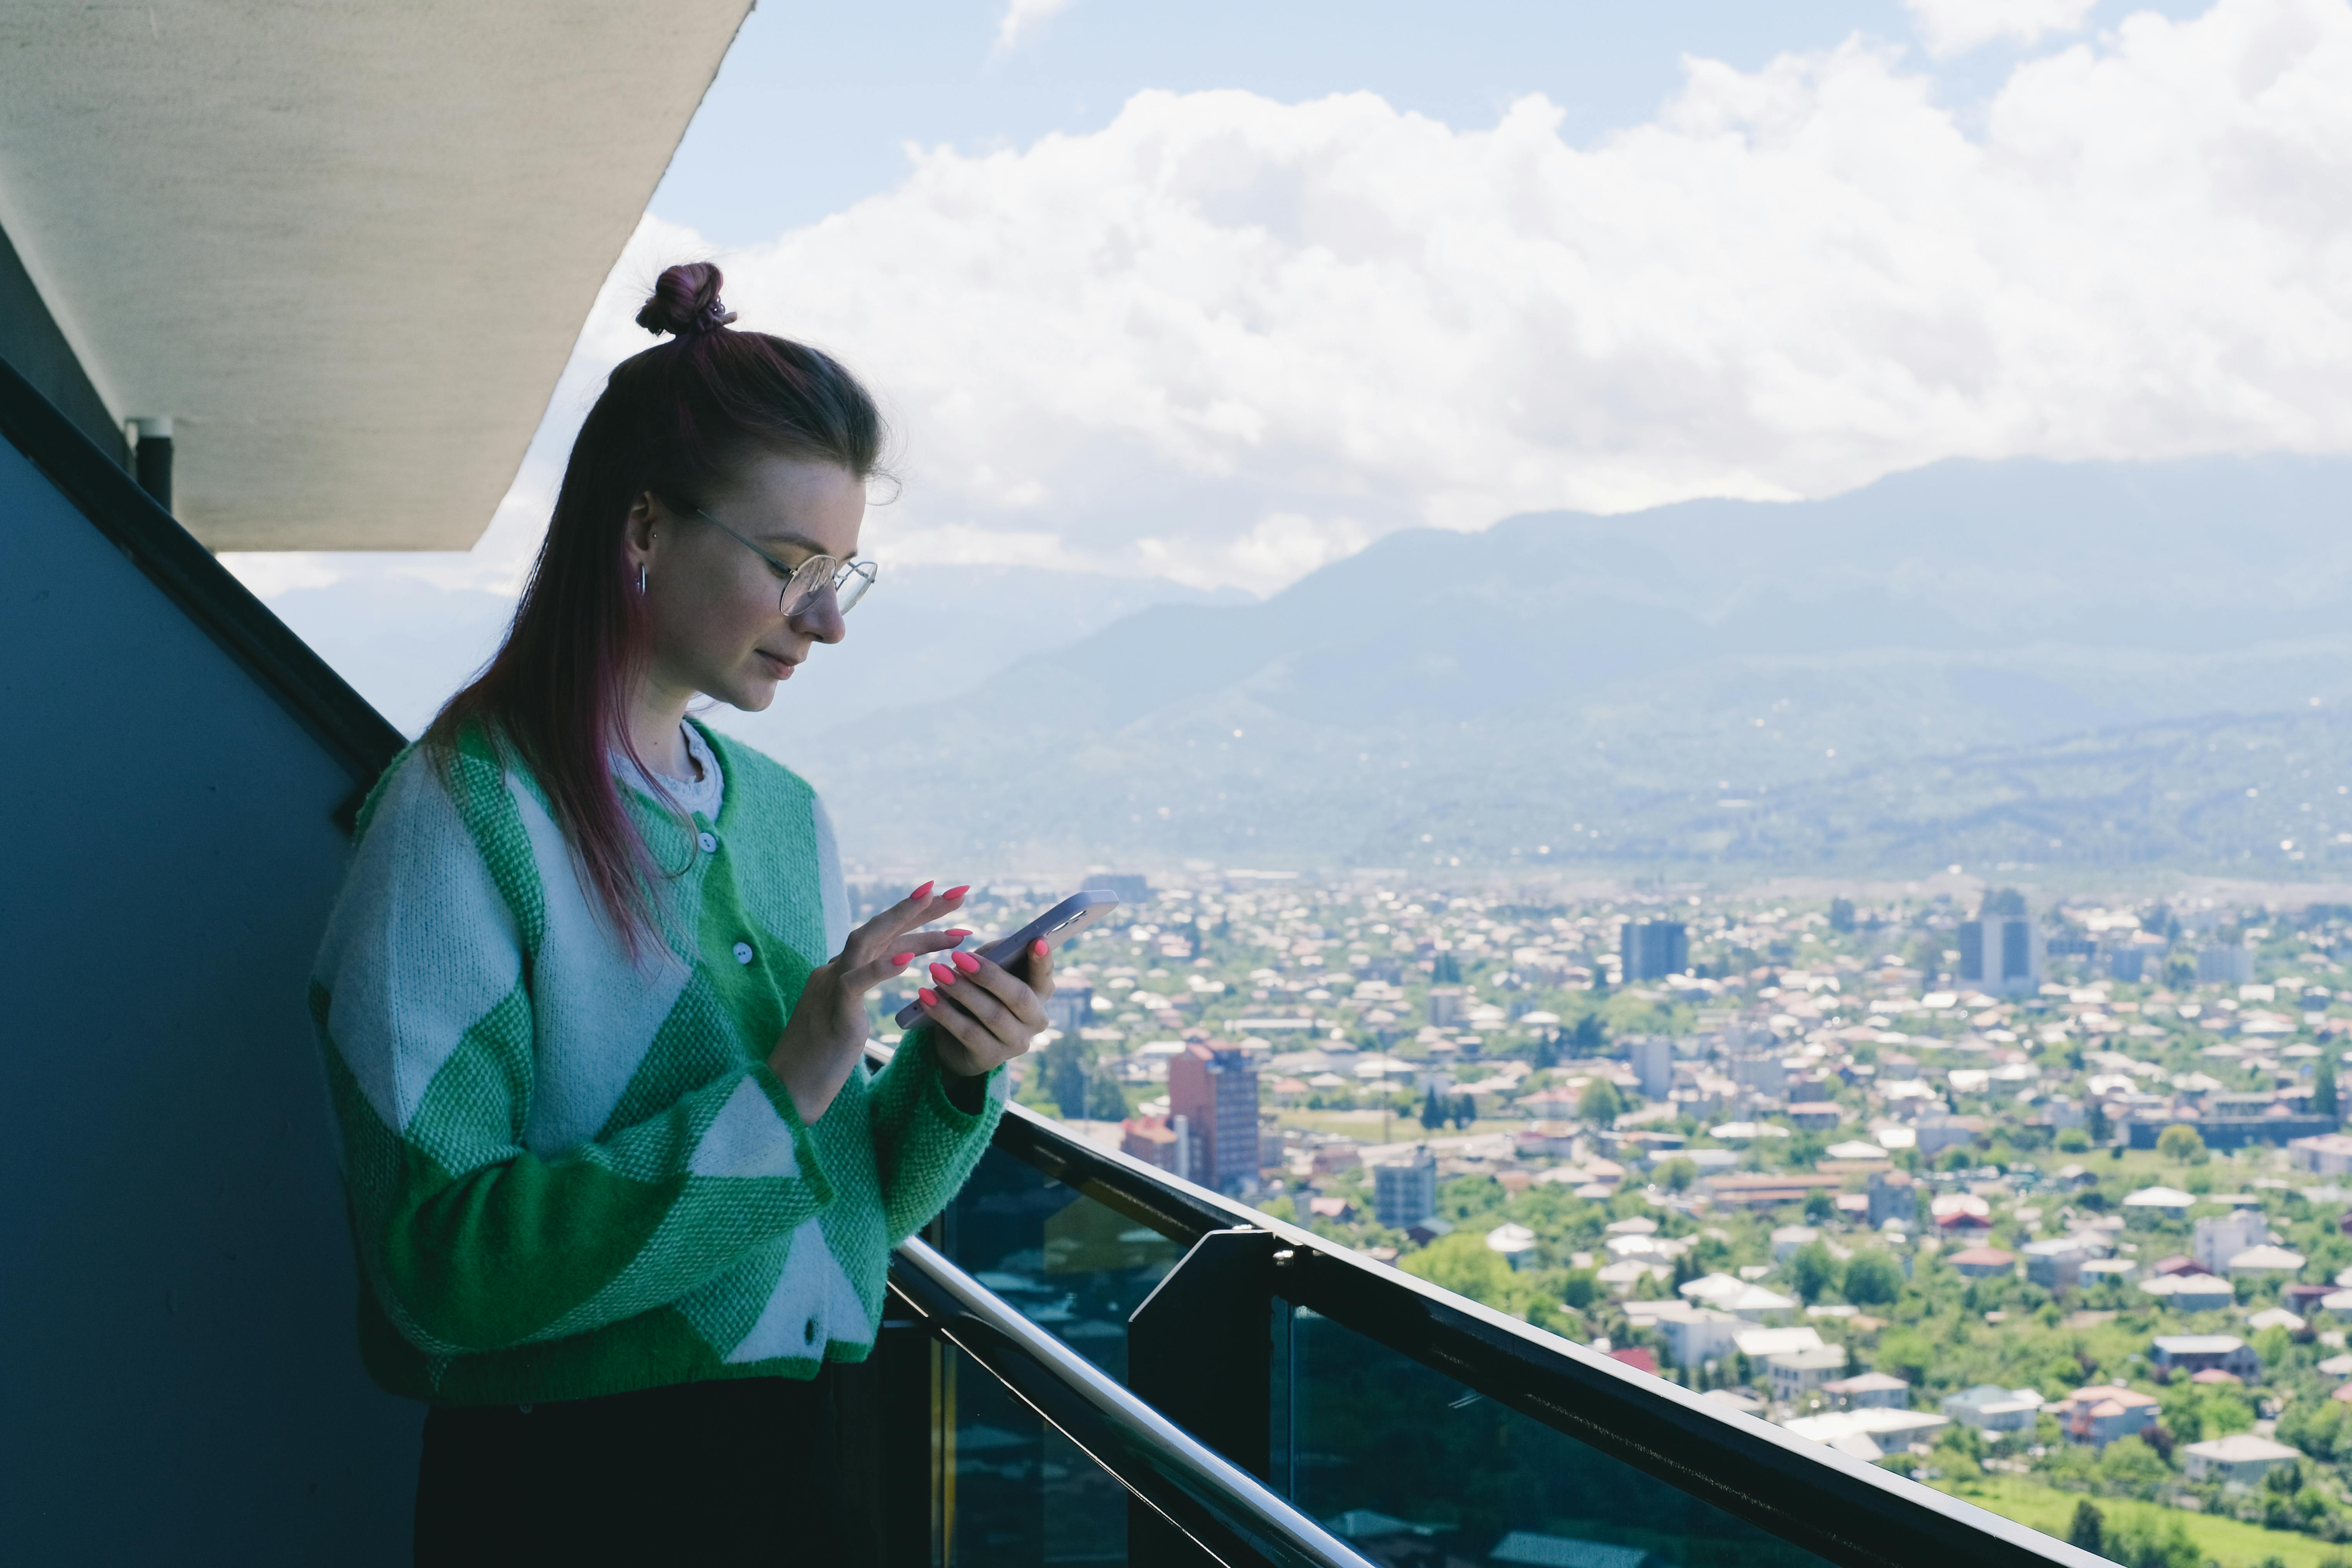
[310,262,1048,1562]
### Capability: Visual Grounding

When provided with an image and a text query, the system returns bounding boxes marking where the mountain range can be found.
[703,453,2352,881]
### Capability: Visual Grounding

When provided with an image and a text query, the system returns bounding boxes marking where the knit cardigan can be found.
[309,720,1005,1406]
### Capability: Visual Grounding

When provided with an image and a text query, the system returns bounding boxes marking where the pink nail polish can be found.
[918,987,938,1007]
[1032,938,1049,957]
[943,885,970,900]
[930,962,957,986]
[890,952,915,966]
[945,929,972,941]
[911,880,934,900]
[954,951,980,974]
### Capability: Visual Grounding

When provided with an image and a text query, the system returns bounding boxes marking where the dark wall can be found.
[0,405,419,1555]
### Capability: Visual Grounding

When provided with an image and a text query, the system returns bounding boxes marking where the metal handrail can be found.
[970,1097,2109,1568]
[889,1236,1376,1568]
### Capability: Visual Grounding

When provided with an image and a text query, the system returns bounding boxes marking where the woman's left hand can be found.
[918,939,1054,1078]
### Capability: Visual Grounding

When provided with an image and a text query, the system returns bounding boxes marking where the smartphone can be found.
[892,889,1121,1029]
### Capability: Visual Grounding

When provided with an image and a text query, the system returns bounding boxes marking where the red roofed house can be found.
[1608,1346,1658,1376]
[1121,1116,1185,1178]
[1948,1246,2016,1280]
[2049,1384,2161,1447]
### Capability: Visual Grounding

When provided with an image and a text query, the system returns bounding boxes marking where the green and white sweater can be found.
[309,719,1005,1406]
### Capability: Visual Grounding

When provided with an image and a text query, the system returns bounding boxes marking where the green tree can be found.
[1560,1269,1598,1309]
[1877,1326,1933,1382]
[1084,1058,1129,1120]
[1421,1086,1447,1130]
[1843,1250,1903,1306]
[1401,1231,1518,1311]
[1657,1157,1697,1192]
[2320,1050,2341,1121]
[1526,1295,1583,1336]
[2103,1512,2201,1568]
[2280,1389,2352,1460]
[1804,1187,1835,1223]
[1829,897,1856,933]
[1579,1078,1623,1125]
[2086,1099,2110,1145]
[2056,1126,2091,1153]
[2065,1500,2103,1556]
[1452,1093,1476,1130]
[1570,1013,1606,1056]
[2095,1435,2168,1500]
[1047,1040,1093,1119]
[2156,1123,2207,1164]
[1789,1241,1837,1303]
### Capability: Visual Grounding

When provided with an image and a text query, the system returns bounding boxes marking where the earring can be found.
[638,564,647,595]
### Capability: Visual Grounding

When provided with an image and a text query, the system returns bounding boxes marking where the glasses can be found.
[691,506,878,618]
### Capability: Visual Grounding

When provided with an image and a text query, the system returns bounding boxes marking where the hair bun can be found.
[636,262,739,341]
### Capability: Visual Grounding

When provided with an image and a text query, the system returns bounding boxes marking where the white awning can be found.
[0,1,751,549]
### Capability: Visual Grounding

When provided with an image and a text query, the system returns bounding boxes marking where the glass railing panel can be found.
[1281,1305,1839,1568]
[938,1144,1188,1384]
[940,1337,1132,1566]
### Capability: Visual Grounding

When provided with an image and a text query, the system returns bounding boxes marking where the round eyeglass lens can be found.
[835,560,877,614]
[782,558,877,617]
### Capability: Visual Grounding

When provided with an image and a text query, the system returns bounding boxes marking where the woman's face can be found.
[627,449,867,713]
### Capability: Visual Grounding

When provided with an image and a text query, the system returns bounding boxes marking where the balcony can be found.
[1,334,2104,1564]
[855,1061,2101,1567]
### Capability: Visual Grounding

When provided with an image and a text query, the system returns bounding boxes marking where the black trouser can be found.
[414,1369,856,1566]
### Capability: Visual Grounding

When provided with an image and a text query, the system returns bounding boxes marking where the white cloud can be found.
[995,0,1075,54]
[233,0,2352,616]
[693,0,2352,589]
[1904,0,2097,56]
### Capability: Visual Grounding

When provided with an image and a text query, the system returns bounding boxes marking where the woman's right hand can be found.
[767,880,969,1123]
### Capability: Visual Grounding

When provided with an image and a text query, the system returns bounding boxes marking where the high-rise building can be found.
[1168,1042,1260,1194]
[1621,921,1689,981]
[2198,944,2253,986]
[1725,1049,1787,1098]
[1867,1168,1918,1229]
[1426,984,1468,1028]
[1374,1147,1438,1229]
[1958,910,2040,996]
[1045,980,1095,1035]
[1627,1035,1674,1100]
[2192,1207,2267,1273]
[1085,873,1152,906]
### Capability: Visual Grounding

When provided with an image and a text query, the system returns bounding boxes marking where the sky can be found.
[225,0,2351,620]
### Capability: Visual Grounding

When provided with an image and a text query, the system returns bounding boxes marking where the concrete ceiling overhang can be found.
[0,0,752,550]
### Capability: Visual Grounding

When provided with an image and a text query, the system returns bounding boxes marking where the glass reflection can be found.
[1282,1307,1838,1568]
[942,1146,1186,1383]
[939,1341,1129,1566]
